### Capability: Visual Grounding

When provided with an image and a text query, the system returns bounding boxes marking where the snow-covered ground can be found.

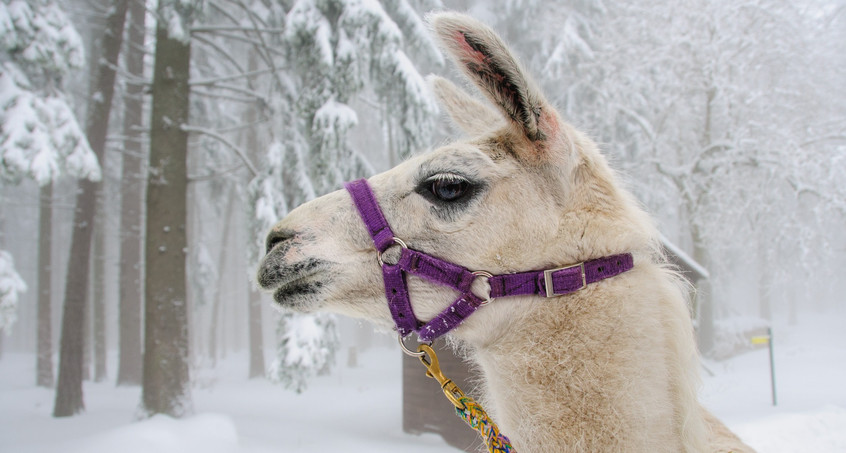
[2,311,844,452]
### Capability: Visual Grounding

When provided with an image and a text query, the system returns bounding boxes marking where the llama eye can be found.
[430,177,469,202]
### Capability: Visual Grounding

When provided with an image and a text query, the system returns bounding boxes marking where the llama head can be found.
[257,13,641,341]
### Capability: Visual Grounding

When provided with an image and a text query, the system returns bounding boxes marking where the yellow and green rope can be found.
[454,395,515,453]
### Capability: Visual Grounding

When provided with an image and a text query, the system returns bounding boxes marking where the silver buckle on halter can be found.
[543,262,586,297]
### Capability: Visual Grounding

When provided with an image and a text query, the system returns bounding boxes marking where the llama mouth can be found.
[257,258,331,308]
[271,276,327,309]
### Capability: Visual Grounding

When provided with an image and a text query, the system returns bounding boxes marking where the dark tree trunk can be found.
[53,0,128,417]
[37,183,54,387]
[116,0,147,387]
[92,215,107,382]
[83,277,91,382]
[141,19,193,417]
[54,182,94,415]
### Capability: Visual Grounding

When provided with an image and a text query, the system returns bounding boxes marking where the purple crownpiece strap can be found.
[489,253,634,298]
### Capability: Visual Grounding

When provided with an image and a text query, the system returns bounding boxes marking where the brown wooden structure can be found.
[401,237,708,451]
[402,338,483,451]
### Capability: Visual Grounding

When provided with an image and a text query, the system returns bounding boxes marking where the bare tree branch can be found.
[181,124,259,177]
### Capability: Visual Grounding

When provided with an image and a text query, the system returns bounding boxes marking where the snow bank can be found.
[734,405,846,452]
[2,313,845,452]
[62,413,241,453]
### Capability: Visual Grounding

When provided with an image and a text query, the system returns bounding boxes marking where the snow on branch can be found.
[157,0,204,43]
[0,250,27,334]
[0,0,85,76]
[381,0,443,66]
[1,65,100,186]
[312,99,358,141]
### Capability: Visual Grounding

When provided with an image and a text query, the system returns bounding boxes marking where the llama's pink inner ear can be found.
[453,30,488,66]
[434,15,551,145]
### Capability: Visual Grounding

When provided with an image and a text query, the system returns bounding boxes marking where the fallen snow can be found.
[1,311,845,452]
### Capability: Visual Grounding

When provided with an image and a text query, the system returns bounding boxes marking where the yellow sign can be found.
[751,336,771,345]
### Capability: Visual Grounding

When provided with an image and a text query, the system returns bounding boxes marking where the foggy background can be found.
[0,0,844,450]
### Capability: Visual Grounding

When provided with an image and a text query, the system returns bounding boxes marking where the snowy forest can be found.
[1,0,845,451]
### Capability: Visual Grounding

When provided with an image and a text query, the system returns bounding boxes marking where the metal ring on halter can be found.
[397,333,428,357]
[377,237,408,267]
[471,270,495,306]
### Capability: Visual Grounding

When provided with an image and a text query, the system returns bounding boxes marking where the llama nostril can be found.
[265,229,295,254]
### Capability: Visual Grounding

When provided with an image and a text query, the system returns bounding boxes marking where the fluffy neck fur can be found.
[452,146,708,452]
[465,261,707,453]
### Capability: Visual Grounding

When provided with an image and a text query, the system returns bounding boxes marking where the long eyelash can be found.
[425,173,468,184]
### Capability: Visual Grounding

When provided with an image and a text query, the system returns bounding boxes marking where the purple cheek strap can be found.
[344,178,634,342]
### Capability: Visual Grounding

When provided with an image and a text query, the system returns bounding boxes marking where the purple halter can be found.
[344,178,634,342]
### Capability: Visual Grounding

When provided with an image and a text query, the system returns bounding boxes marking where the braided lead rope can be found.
[414,344,517,453]
[454,396,516,453]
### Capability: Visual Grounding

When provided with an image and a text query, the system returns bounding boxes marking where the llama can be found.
[257,12,753,453]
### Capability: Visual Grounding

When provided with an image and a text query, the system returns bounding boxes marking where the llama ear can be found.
[429,13,557,145]
[427,75,504,136]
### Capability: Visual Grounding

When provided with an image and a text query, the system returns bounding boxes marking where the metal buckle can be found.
[470,270,494,306]
[377,237,408,266]
[543,262,586,297]
[397,333,428,357]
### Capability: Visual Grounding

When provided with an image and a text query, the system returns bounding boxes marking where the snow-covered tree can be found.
[0,250,26,333]
[456,0,846,352]
[0,0,98,185]
[267,312,339,393]
[107,0,439,390]
[0,0,97,350]
[277,0,439,194]
[244,0,440,391]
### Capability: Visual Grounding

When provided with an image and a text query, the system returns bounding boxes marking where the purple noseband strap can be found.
[344,178,634,342]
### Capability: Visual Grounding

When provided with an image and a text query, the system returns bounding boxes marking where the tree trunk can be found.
[209,290,221,366]
[83,271,91,382]
[116,0,147,387]
[757,240,772,321]
[692,229,715,356]
[37,183,54,388]
[691,87,718,357]
[141,18,193,418]
[243,51,265,378]
[92,214,107,382]
[248,287,265,378]
[53,0,128,417]
[209,190,234,367]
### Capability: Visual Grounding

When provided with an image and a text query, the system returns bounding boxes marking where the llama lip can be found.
[257,257,328,292]
[272,277,326,308]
